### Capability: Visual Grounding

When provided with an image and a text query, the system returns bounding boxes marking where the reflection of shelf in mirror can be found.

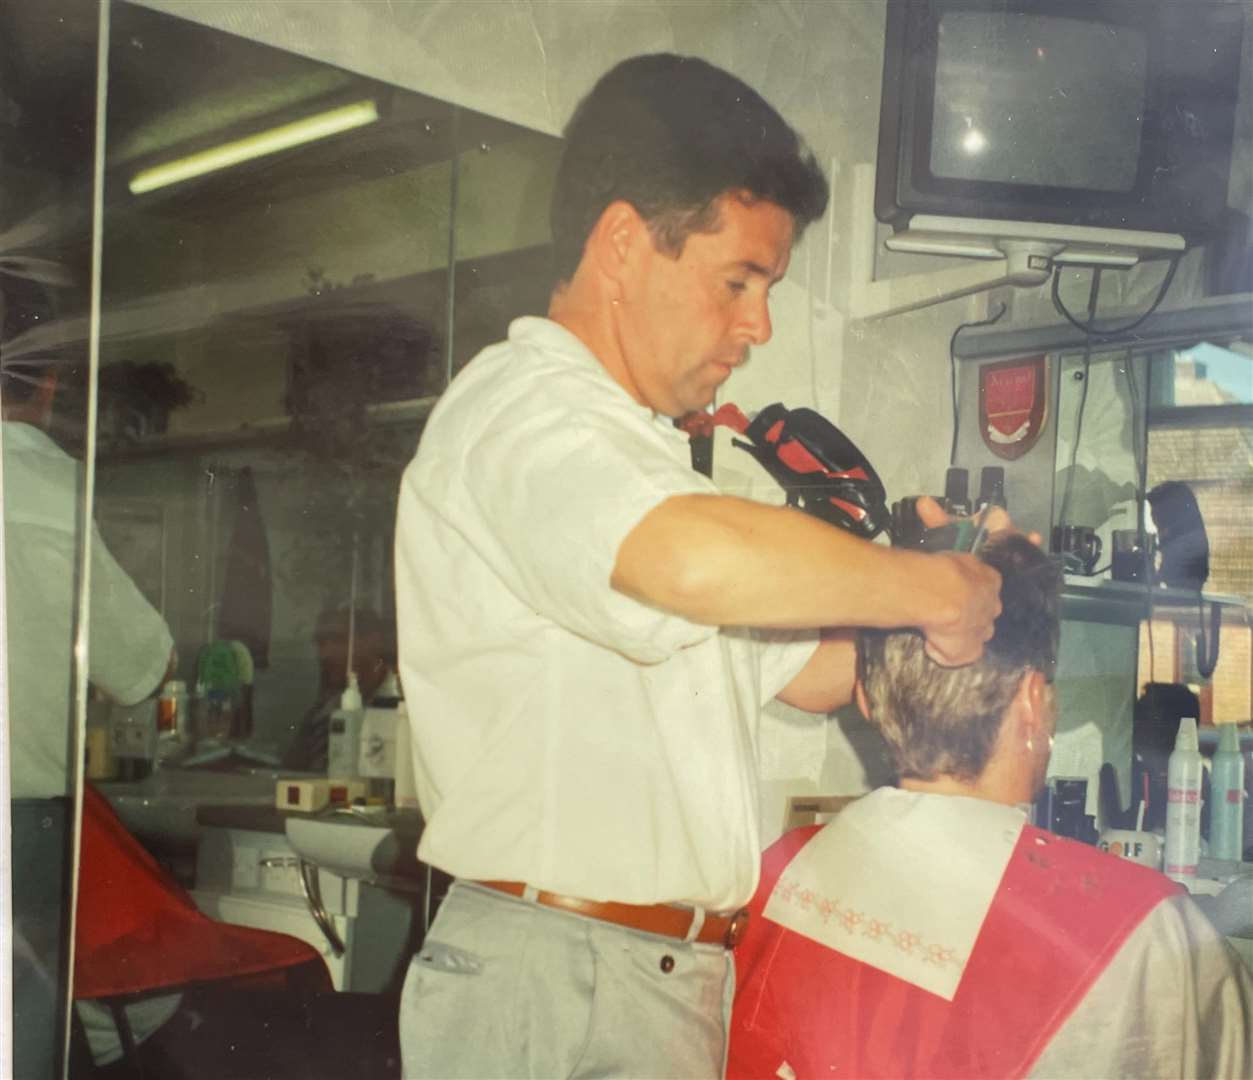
[97,395,439,461]
[1061,574,1248,627]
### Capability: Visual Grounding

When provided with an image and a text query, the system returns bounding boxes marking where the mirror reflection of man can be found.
[2,274,174,1077]
[728,536,1253,1078]
[281,607,394,772]
[393,54,1007,1079]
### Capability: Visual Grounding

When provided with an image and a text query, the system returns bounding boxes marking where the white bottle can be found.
[1165,717,1203,885]
[1210,723,1245,862]
[326,673,366,778]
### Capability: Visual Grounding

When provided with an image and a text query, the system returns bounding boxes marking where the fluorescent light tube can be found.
[129,99,380,195]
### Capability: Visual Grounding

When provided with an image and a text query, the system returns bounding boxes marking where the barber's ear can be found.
[586,200,648,287]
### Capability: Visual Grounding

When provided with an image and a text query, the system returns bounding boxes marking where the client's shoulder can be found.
[1012,824,1183,905]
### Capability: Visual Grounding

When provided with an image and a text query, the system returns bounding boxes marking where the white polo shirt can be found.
[3,421,173,798]
[395,317,818,911]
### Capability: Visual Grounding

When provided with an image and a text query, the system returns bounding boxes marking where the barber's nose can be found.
[742,294,772,346]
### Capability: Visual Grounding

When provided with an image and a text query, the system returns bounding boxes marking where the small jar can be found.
[157,679,188,734]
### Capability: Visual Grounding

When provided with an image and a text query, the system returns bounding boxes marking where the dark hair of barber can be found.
[549,52,829,284]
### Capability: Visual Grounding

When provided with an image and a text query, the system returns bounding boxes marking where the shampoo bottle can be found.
[1165,716,1203,885]
[1210,723,1245,862]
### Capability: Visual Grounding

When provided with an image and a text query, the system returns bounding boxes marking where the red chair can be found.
[73,784,330,1074]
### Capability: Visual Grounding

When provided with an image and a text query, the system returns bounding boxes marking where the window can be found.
[1138,339,1253,722]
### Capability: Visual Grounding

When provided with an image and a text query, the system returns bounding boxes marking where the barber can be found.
[393,53,1003,1080]
[3,274,175,1078]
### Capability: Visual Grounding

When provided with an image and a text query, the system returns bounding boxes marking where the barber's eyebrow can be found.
[727,259,785,284]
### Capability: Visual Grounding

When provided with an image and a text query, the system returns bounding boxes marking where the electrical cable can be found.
[298,858,346,957]
[1196,595,1221,681]
[948,299,1008,467]
[1056,269,1102,529]
[1051,256,1180,339]
[1123,347,1144,493]
[1147,614,1156,685]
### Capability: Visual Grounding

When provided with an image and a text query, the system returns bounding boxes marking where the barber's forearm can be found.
[611,494,965,631]
[776,630,857,713]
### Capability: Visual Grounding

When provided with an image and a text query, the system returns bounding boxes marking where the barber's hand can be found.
[921,551,1003,667]
[914,495,1043,546]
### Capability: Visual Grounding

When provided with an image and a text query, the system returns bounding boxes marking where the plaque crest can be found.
[979,355,1048,460]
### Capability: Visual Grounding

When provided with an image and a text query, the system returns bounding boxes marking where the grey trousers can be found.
[399,881,734,1079]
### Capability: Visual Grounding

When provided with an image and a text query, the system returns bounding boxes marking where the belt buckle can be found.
[724,908,750,948]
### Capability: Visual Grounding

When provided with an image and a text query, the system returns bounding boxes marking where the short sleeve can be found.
[754,629,821,705]
[87,525,173,705]
[445,398,719,664]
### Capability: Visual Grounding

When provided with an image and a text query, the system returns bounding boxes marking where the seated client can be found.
[728,534,1253,1079]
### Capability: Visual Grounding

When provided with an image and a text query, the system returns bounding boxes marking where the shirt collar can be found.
[3,419,66,457]
[508,316,663,425]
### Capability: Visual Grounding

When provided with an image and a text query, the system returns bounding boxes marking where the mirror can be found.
[2,2,99,1076]
[1049,323,1252,818]
[5,1,560,1073]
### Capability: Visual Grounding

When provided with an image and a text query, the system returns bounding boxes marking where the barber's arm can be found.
[611,492,1002,668]
[770,498,1031,713]
[87,524,175,705]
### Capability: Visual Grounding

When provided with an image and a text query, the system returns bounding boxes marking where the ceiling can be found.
[1,0,543,231]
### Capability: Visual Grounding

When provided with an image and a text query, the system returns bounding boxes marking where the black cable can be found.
[948,300,1009,467]
[1196,595,1222,681]
[1123,348,1143,486]
[1051,256,1181,339]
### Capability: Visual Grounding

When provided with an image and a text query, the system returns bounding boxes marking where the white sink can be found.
[286,810,423,882]
[94,766,293,843]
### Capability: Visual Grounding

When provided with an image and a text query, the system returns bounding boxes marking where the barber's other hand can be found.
[921,551,1002,667]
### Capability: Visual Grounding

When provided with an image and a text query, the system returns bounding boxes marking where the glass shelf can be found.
[1061,574,1247,626]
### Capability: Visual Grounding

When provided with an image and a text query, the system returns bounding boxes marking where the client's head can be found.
[857,534,1061,804]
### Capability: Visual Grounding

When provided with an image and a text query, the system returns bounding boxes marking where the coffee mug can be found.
[1111,529,1155,583]
[1052,525,1102,575]
[1099,828,1162,869]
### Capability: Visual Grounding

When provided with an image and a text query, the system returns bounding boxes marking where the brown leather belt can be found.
[475,880,749,948]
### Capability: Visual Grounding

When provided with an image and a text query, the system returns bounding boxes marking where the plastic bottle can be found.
[326,673,366,778]
[156,679,190,761]
[1210,723,1245,862]
[1164,717,1203,885]
[340,672,363,712]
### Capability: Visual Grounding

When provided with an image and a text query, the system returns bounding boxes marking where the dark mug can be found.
[1111,529,1155,583]
[1051,525,1102,575]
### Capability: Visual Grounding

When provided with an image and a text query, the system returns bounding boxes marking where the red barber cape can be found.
[74,784,327,1001]
[728,823,1181,1080]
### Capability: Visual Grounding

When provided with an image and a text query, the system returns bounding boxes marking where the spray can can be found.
[1165,717,1203,885]
[1210,723,1245,862]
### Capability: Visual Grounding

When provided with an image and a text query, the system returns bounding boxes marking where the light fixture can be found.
[129,99,380,195]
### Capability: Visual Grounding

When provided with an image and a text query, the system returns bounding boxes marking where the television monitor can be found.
[875,0,1246,260]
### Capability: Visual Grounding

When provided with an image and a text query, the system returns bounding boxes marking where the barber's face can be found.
[615,194,793,417]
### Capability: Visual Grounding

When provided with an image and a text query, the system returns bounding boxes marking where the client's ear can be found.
[1012,669,1052,744]
[854,679,870,720]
